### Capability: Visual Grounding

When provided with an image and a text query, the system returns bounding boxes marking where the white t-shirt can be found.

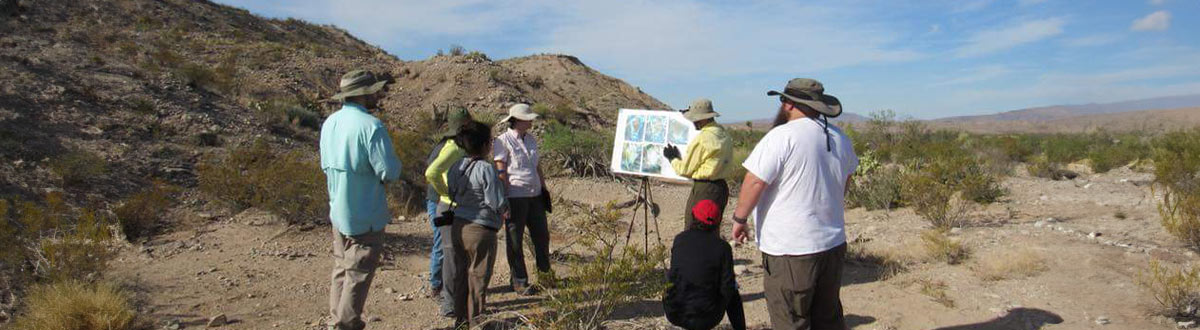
[742,118,858,256]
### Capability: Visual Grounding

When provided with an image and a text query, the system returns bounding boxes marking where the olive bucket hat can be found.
[440,106,472,138]
[330,70,387,101]
[682,98,720,122]
[767,78,842,118]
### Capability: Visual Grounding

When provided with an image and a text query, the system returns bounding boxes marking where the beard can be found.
[771,104,790,128]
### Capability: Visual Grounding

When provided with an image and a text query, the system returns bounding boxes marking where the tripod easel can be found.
[621,177,664,255]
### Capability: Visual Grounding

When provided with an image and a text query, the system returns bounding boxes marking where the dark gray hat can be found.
[768,78,842,118]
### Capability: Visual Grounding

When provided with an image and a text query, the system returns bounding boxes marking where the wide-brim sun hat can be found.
[440,106,472,138]
[767,78,842,118]
[330,70,387,101]
[500,103,539,123]
[682,98,720,122]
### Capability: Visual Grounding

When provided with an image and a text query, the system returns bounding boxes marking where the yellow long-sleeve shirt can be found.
[670,123,733,180]
[424,140,466,204]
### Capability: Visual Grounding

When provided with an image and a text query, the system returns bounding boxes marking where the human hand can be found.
[663,144,681,161]
[732,222,750,244]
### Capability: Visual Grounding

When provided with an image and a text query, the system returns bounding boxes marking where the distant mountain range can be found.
[732,94,1200,133]
[935,94,1200,123]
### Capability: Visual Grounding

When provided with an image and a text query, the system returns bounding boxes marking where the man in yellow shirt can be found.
[663,98,734,227]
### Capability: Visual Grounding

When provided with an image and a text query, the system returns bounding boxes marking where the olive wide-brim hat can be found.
[682,98,720,122]
[767,78,842,118]
[330,70,387,101]
[440,106,472,138]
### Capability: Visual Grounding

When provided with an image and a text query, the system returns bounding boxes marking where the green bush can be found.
[128,96,156,115]
[532,205,667,330]
[51,149,108,187]
[11,281,139,330]
[541,122,613,177]
[1087,133,1149,173]
[1153,129,1200,248]
[114,181,177,241]
[197,139,327,224]
[1139,260,1200,318]
[903,173,971,229]
[253,98,323,131]
[849,164,905,211]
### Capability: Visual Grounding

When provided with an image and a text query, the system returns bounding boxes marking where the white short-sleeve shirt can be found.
[742,118,858,256]
[492,129,542,198]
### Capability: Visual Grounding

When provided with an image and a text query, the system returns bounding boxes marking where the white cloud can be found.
[527,1,923,80]
[1131,11,1171,31]
[1063,34,1122,47]
[954,17,1066,58]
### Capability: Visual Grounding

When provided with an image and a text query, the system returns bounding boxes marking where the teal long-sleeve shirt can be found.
[319,102,402,236]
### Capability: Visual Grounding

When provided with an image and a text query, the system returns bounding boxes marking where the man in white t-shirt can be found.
[730,78,858,330]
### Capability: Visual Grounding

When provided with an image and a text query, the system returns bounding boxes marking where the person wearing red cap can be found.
[662,199,745,330]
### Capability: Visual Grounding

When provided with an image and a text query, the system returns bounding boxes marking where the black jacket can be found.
[663,229,739,330]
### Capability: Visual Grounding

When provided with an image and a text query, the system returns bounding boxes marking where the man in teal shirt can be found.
[320,69,401,330]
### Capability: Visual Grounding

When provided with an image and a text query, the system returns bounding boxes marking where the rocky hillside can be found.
[0,0,666,206]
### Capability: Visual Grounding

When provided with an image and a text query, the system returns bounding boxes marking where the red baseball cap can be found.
[691,199,720,226]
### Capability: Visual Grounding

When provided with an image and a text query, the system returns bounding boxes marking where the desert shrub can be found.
[51,149,108,187]
[541,122,613,177]
[1139,260,1200,318]
[533,205,668,330]
[903,168,975,229]
[724,128,767,186]
[1040,133,1100,164]
[197,139,327,224]
[448,44,465,56]
[848,150,904,211]
[465,51,490,62]
[973,248,1047,281]
[1026,155,1078,180]
[127,96,155,115]
[920,229,969,265]
[253,98,323,131]
[176,62,217,90]
[11,281,138,330]
[1153,129,1200,248]
[3,193,117,282]
[1086,133,1150,173]
[114,181,177,241]
[384,120,440,215]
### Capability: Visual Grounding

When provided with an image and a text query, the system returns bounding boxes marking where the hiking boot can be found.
[438,290,454,317]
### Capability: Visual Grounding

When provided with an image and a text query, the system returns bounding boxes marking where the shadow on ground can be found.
[932,308,1063,330]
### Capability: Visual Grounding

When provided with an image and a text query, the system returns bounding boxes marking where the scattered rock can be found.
[1089,232,1102,239]
[1095,316,1109,325]
[163,319,182,330]
[207,314,227,327]
[399,294,413,301]
[367,316,382,322]
[949,227,962,234]
[384,287,396,294]
[1034,221,1046,228]
[1179,320,1196,329]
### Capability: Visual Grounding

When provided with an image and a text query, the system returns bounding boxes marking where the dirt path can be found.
[111,168,1189,329]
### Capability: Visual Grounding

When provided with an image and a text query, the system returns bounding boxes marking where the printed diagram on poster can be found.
[611,109,701,180]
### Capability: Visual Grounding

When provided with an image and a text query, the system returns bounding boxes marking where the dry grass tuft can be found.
[916,278,955,308]
[920,229,969,265]
[973,248,1048,281]
[11,281,138,330]
[847,239,909,280]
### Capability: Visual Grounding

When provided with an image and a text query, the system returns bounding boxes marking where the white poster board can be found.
[610,109,701,180]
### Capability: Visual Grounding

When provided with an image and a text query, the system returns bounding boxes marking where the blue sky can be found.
[215,0,1200,121]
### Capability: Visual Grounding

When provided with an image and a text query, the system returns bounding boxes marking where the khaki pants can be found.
[762,243,847,330]
[451,220,498,329]
[329,228,384,330]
